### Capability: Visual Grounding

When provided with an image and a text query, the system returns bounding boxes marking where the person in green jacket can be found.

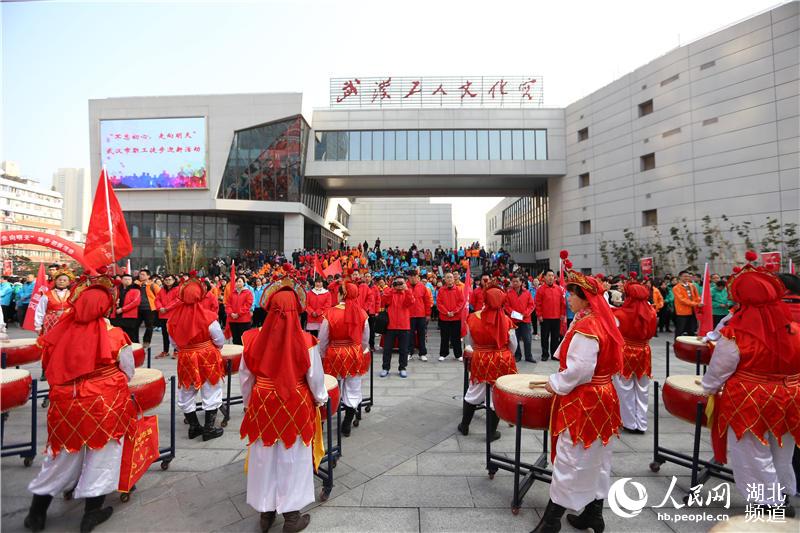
[710,280,732,326]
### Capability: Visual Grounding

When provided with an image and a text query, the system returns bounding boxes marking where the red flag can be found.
[696,263,713,336]
[323,258,342,278]
[23,263,47,331]
[84,169,133,270]
[313,254,325,279]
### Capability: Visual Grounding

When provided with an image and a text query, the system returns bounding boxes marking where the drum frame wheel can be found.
[650,381,733,487]
[315,396,342,501]
[339,350,376,428]
[1,379,38,467]
[485,384,552,513]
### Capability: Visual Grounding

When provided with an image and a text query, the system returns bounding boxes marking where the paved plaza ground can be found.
[2,325,798,532]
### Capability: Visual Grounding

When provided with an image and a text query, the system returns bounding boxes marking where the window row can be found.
[315,129,548,162]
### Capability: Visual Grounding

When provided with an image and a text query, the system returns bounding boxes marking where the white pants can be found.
[246,437,315,513]
[613,375,649,431]
[464,381,489,406]
[728,430,796,505]
[28,441,123,499]
[177,381,223,413]
[340,376,362,409]
[550,434,613,511]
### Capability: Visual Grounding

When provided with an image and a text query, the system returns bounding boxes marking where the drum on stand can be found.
[221,344,243,374]
[662,375,709,426]
[131,343,146,368]
[1,339,42,367]
[493,374,554,429]
[128,368,166,413]
[674,336,715,366]
[1,368,32,413]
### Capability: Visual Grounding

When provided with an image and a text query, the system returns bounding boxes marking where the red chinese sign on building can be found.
[330,76,543,108]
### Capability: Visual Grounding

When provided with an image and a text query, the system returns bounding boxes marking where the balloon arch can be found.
[0,230,89,269]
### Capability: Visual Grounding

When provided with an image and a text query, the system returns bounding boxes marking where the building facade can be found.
[52,167,89,231]
[347,198,455,251]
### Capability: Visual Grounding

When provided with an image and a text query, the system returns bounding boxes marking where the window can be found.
[523,130,535,160]
[500,130,512,159]
[384,131,395,160]
[489,130,500,160]
[396,131,407,160]
[660,74,679,86]
[642,209,658,226]
[579,173,590,188]
[465,130,477,160]
[640,153,656,171]
[535,131,547,160]
[372,130,383,160]
[360,131,372,161]
[419,130,430,161]
[512,130,524,161]
[407,130,419,160]
[442,130,454,160]
[477,130,489,160]
[454,130,465,160]
[638,99,653,117]
[349,131,361,161]
[577,127,589,142]
[580,220,592,235]
[431,130,442,160]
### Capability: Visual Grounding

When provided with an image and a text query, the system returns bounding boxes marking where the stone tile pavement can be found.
[2,325,798,532]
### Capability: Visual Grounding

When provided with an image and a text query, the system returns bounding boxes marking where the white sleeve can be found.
[463,329,473,353]
[704,312,733,342]
[362,317,370,353]
[34,295,48,330]
[306,344,329,405]
[317,319,330,358]
[701,337,740,394]
[209,321,225,349]
[507,328,519,354]
[239,354,254,407]
[118,344,135,381]
[548,333,599,395]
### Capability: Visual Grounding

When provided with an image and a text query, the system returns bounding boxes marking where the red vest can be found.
[322,305,367,377]
[173,322,224,390]
[613,306,657,379]
[466,311,516,384]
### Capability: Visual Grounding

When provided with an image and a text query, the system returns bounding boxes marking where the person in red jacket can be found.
[380,276,415,378]
[469,274,491,311]
[534,269,566,361]
[154,274,179,358]
[437,272,465,362]
[407,270,433,361]
[201,279,219,315]
[227,276,254,345]
[305,277,332,337]
[505,275,536,363]
[113,273,141,342]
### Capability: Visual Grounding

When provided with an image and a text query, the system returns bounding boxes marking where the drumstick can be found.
[529,380,548,389]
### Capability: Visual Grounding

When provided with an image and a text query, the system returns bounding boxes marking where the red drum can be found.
[493,374,554,430]
[128,368,166,413]
[221,344,243,374]
[320,374,340,420]
[674,336,715,365]
[1,338,42,367]
[131,343,146,368]
[662,375,708,426]
[1,368,32,413]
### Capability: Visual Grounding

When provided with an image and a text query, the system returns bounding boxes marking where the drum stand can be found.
[0,379,38,467]
[354,350,374,425]
[157,376,177,469]
[461,357,486,414]
[485,384,552,515]
[666,341,707,377]
[315,396,342,502]
[649,381,733,489]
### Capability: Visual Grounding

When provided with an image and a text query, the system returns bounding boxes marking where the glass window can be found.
[523,130,535,160]
[328,132,339,161]
[512,130,524,161]
[465,130,477,160]
[535,130,547,160]
[454,130,465,160]
[419,130,430,161]
[406,130,418,160]
[442,130,454,160]
[372,130,383,160]
[348,130,360,161]
[431,130,442,160]
[396,130,407,160]
[500,130,512,160]
[360,131,372,161]
[477,130,489,160]
[315,132,325,161]
[489,130,500,160]
[384,131,395,160]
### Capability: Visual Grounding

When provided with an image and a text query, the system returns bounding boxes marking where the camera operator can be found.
[380,275,415,378]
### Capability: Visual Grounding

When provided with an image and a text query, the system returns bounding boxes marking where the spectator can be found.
[657,278,673,333]
[380,276,415,377]
[114,274,141,341]
[306,277,331,337]
[251,277,266,328]
[534,269,566,361]
[0,277,12,325]
[529,277,540,340]
[227,275,254,345]
[672,270,701,338]
[154,274,179,358]
[505,275,535,363]
[16,274,35,326]
[407,270,433,361]
[436,272,466,362]
[134,269,160,350]
[710,280,731,327]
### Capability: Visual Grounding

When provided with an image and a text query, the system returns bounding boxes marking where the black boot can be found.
[458,401,477,435]
[202,409,224,441]
[24,494,53,532]
[488,408,501,442]
[186,411,203,440]
[531,499,566,533]
[281,510,310,532]
[341,407,355,437]
[260,511,276,532]
[566,498,604,532]
[79,495,113,533]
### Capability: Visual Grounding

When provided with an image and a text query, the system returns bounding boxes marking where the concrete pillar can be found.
[283,213,304,256]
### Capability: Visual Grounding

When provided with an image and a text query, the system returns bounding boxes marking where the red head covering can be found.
[617,280,654,335]
[566,270,624,353]
[167,279,218,347]
[245,289,310,403]
[342,282,362,343]
[482,286,512,348]
[41,285,116,385]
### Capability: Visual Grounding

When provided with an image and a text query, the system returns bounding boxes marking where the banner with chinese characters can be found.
[761,251,781,272]
[640,257,653,277]
[330,76,543,108]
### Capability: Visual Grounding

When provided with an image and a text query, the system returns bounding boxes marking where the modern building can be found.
[347,198,455,251]
[52,167,90,231]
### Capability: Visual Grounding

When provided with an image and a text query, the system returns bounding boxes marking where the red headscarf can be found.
[342,282,362,343]
[244,289,310,403]
[483,287,512,348]
[616,281,654,335]
[569,274,624,355]
[41,285,115,385]
[167,280,218,347]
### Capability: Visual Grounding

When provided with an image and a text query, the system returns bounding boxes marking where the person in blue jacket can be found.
[16,274,35,326]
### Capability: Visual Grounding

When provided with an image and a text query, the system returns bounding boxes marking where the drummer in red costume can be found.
[533,257,623,533]
[239,278,328,533]
[701,252,800,513]
[25,273,135,533]
[458,285,517,441]
[318,282,370,437]
[34,268,74,336]
[612,273,657,434]
[166,273,226,441]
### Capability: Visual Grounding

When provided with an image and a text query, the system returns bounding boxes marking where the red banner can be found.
[0,230,88,267]
[761,251,781,272]
[640,257,654,277]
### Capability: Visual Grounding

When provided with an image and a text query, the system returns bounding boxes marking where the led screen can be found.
[100,117,207,189]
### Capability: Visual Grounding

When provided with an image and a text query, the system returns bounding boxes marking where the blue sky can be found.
[1,0,784,238]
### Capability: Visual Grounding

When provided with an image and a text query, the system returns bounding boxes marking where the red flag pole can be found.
[102,167,117,274]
